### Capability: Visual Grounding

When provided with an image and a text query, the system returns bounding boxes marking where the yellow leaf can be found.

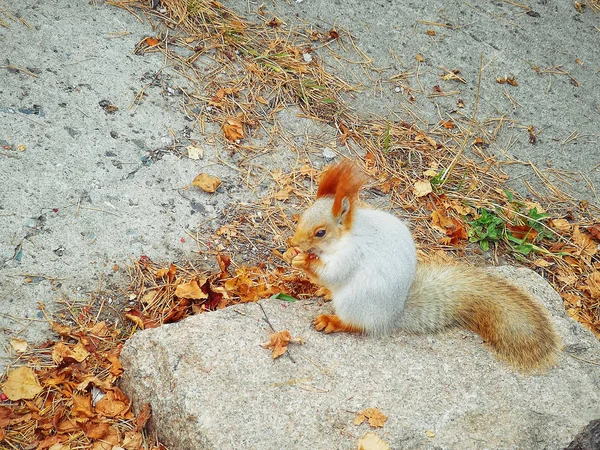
[413,179,432,198]
[9,338,28,353]
[354,408,388,428]
[186,144,204,160]
[415,54,425,63]
[192,173,222,193]
[358,432,390,450]
[1,366,43,400]
[175,279,208,300]
[551,218,571,232]
[425,430,436,438]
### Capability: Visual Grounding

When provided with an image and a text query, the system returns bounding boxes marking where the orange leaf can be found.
[81,420,111,439]
[223,118,244,141]
[52,342,90,364]
[175,279,209,300]
[192,173,222,193]
[260,330,303,359]
[124,309,160,330]
[95,388,131,419]
[135,403,152,432]
[145,37,159,47]
[353,408,388,428]
[72,393,95,419]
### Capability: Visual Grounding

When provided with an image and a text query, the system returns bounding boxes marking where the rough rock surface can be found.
[120,267,600,450]
[566,419,600,450]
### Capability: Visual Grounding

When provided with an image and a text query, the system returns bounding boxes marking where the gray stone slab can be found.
[120,267,600,450]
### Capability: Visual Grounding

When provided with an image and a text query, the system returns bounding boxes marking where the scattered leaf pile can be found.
[124,254,320,329]
[0,306,161,450]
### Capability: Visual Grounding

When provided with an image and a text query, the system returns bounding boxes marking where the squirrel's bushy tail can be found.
[401,264,560,372]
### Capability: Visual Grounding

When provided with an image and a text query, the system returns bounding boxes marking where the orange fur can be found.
[316,160,368,220]
[313,314,364,333]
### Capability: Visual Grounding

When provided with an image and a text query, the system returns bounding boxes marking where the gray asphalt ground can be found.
[0,0,598,371]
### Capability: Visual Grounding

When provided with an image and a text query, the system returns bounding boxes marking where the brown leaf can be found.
[506,224,538,241]
[192,173,222,193]
[124,308,160,330]
[354,408,388,428]
[51,321,72,337]
[95,388,131,419]
[52,341,90,364]
[442,120,454,129]
[135,403,152,432]
[123,430,144,450]
[106,353,124,377]
[72,393,95,419]
[80,419,111,439]
[573,225,597,259]
[223,118,244,141]
[260,330,303,359]
[1,366,43,400]
[36,435,66,450]
[175,279,209,300]
[217,253,231,276]
[588,224,600,241]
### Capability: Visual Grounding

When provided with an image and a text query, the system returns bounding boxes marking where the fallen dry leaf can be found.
[573,225,597,260]
[186,144,204,160]
[413,179,433,198]
[135,403,152,432]
[192,173,222,193]
[52,341,90,364]
[223,117,244,141]
[354,408,388,428]
[175,279,209,300]
[1,366,43,400]
[145,37,159,47]
[358,432,390,450]
[260,330,303,359]
[123,430,144,450]
[9,337,27,353]
[550,218,571,232]
[95,388,131,419]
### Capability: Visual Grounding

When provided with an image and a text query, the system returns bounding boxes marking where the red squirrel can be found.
[288,160,560,372]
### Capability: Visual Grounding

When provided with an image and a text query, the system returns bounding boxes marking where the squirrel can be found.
[287,160,560,372]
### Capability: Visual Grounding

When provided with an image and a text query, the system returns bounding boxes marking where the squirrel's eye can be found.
[315,229,326,238]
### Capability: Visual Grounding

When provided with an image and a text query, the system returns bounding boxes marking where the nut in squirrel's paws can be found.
[313,314,362,334]
[290,251,318,270]
[282,247,301,265]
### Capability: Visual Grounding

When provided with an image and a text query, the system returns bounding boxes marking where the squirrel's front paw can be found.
[291,252,318,271]
[314,314,362,334]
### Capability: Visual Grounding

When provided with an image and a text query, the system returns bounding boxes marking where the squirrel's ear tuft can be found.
[316,160,368,220]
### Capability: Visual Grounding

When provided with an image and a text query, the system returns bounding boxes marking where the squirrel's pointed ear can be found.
[336,197,351,224]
